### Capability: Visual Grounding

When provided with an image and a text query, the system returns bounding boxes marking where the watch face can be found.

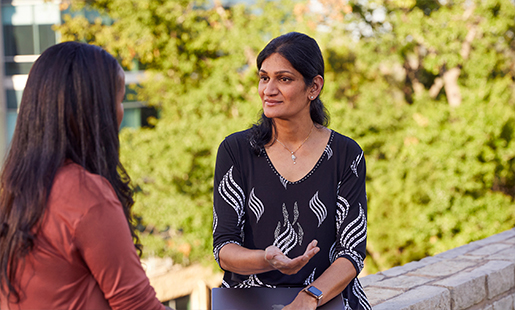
[307,286,323,297]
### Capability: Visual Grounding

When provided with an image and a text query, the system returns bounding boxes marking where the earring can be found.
[310,96,314,99]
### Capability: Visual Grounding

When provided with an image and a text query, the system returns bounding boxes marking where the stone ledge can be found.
[363,228,515,310]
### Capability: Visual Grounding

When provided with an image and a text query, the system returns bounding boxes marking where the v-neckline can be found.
[264,130,334,184]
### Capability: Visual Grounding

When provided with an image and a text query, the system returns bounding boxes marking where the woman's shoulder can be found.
[330,130,363,158]
[223,129,252,145]
[49,162,120,215]
[219,129,253,153]
[330,130,364,153]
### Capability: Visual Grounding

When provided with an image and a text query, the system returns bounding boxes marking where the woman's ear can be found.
[309,75,324,99]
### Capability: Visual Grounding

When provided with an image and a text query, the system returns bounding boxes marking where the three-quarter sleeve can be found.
[212,138,246,269]
[333,140,368,275]
[74,196,165,310]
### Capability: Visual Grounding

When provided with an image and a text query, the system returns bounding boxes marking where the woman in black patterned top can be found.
[212,32,370,310]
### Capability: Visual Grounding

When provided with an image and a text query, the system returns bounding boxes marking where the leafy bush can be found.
[60,0,515,273]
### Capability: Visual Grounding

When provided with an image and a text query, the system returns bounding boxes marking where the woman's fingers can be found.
[306,240,318,251]
[265,240,320,275]
[304,240,320,258]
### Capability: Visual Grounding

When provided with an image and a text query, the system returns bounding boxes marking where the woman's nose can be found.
[263,80,278,96]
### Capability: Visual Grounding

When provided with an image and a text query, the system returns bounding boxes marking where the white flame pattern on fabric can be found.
[273,202,303,255]
[222,280,230,288]
[234,274,276,288]
[297,222,304,246]
[340,203,366,253]
[343,297,351,310]
[248,188,265,223]
[212,208,218,233]
[309,191,327,227]
[218,166,245,226]
[324,145,333,160]
[279,175,288,189]
[350,151,364,178]
[334,201,366,273]
[304,268,317,285]
[353,280,371,310]
[329,241,337,263]
[336,195,350,232]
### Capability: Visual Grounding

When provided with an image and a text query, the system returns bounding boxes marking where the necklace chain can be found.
[275,125,314,164]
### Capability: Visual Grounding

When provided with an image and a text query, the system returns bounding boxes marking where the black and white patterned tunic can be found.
[212,129,370,310]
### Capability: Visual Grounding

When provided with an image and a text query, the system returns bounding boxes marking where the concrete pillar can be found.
[190,280,210,310]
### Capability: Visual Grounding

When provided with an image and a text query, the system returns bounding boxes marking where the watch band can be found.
[302,285,323,307]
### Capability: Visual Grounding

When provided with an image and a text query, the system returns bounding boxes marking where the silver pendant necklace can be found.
[275,125,314,164]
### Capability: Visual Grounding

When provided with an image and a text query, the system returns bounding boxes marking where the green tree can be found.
[58,0,515,274]
[59,0,314,265]
[316,0,515,270]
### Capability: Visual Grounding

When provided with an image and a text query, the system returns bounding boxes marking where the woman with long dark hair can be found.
[0,42,168,309]
[213,32,370,309]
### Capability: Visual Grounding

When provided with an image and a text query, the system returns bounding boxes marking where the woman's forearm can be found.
[218,243,275,275]
[220,241,320,276]
[307,257,357,306]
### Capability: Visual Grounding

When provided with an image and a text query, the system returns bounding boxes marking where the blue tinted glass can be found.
[3,25,34,56]
[120,108,141,129]
[38,24,56,53]
[5,62,33,75]
[7,111,18,145]
[6,90,22,109]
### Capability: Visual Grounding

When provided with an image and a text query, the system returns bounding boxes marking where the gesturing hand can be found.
[264,240,320,275]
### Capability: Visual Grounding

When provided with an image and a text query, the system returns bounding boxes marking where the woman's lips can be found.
[264,99,282,106]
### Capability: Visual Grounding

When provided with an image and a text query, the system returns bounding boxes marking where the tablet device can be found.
[211,287,345,310]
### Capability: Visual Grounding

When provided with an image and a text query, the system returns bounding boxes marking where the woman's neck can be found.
[273,117,315,144]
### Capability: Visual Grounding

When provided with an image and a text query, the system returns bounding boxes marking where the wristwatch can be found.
[302,285,323,307]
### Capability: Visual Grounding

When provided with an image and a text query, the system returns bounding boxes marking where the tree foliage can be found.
[58,0,515,273]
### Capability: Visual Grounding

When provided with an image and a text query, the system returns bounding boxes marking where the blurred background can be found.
[1,0,515,308]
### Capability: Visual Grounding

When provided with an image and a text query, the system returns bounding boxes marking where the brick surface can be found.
[488,247,515,264]
[493,295,514,310]
[380,256,443,278]
[380,265,408,277]
[465,243,512,257]
[433,269,486,309]
[373,275,432,290]
[419,256,443,265]
[471,230,515,246]
[473,261,515,299]
[363,286,402,306]
[459,255,483,261]
[369,229,515,310]
[381,262,420,277]
[434,243,481,260]
[371,285,450,310]
[411,259,477,277]
[359,273,385,287]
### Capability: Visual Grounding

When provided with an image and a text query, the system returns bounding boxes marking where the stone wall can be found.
[361,228,515,310]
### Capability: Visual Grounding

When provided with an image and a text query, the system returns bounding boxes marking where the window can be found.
[3,25,34,56]
[121,83,159,129]
[6,90,22,109]
[5,62,33,75]
[2,3,59,72]
[38,24,56,53]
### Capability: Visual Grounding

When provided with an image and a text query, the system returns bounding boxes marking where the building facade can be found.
[0,0,152,163]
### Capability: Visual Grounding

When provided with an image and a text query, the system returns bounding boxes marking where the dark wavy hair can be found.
[249,32,329,154]
[0,41,140,302]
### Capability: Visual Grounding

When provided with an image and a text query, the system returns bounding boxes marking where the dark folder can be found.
[212,287,345,310]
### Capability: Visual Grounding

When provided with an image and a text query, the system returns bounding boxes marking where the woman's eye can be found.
[260,76,269,81]
[281,77,291,82]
